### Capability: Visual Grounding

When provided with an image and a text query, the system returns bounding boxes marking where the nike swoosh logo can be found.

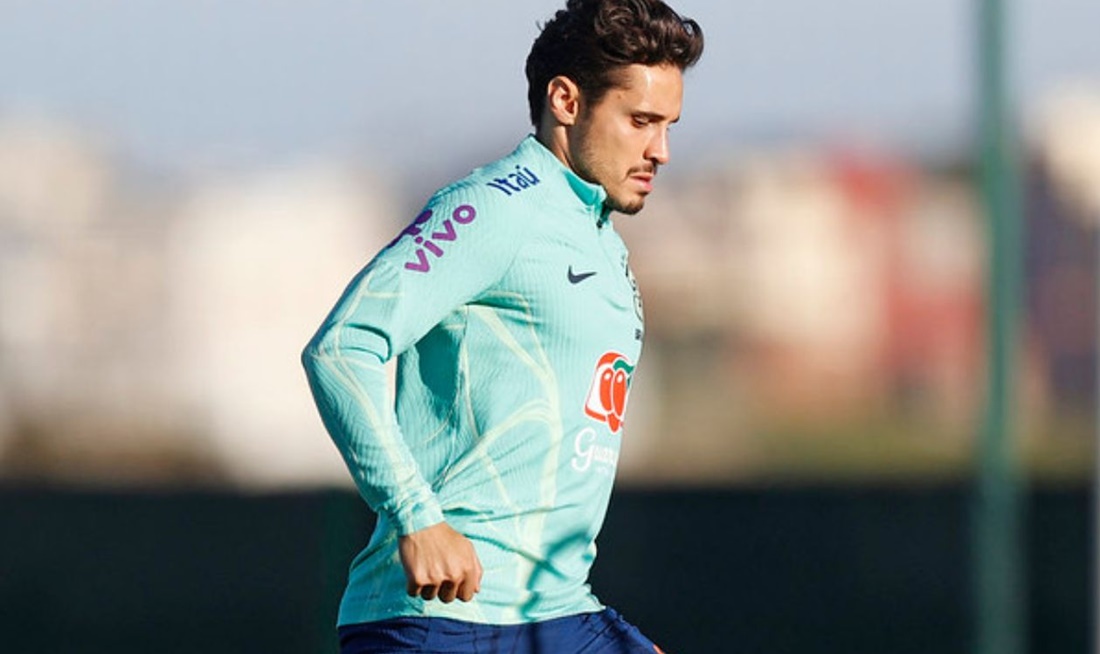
[568,266,597,284]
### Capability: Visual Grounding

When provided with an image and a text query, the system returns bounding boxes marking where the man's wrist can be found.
[392,497,445,536]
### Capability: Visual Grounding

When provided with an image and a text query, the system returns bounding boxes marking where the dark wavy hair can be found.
[525,0,704,127]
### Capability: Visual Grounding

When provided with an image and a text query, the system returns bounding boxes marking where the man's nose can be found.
[646,128,670,166]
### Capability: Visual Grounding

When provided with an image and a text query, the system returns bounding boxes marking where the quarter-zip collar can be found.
[515,135,612,225]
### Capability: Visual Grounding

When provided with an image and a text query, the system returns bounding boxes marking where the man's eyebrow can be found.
[635,110,680,123]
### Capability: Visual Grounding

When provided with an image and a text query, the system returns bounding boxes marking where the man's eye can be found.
[632,116,650,127]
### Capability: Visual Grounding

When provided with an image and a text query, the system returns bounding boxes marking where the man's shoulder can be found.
[434,138,550,208]
[405,149,540,249]
[418,176,507,233]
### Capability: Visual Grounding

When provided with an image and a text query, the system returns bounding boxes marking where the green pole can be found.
[974,1,1026,654]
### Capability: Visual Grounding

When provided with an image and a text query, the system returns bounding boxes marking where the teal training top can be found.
[302,135,645,626]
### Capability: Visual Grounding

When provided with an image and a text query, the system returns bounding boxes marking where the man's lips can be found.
[629,169,655,192]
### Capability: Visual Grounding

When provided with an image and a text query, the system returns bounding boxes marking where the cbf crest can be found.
[623,253,644,340]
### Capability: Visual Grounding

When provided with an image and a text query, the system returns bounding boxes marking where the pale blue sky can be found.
[2,1,1099,173]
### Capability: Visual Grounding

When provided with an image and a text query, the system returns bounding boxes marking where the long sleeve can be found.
[301,185,520,535]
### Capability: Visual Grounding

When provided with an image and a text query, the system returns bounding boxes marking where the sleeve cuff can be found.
[390,496,445,536]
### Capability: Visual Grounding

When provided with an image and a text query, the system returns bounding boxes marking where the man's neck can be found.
[535,126,573,174]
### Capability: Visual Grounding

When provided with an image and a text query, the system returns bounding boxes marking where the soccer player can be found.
[302,1,703,652]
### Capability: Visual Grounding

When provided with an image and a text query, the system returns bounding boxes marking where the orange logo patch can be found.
[584,351,635,433]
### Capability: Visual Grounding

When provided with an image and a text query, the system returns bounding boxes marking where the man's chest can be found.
[492,224,645,350]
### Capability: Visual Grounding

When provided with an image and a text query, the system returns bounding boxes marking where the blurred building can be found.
[167,166,397,487]
[0,115,398,487]
[1025,88,1100,415]
[0,117,191,481]
[617,145,985,479]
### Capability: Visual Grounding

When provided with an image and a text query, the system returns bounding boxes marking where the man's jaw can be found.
[606,185,648,215]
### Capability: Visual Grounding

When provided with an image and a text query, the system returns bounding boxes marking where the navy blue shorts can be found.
[337,607,665,654]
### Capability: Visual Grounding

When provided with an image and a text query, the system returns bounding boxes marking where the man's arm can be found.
[302,313,444,535]
[301,189,516,602]
[301,278,482,602]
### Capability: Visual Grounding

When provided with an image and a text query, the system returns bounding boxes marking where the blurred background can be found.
[0,1,1095,653]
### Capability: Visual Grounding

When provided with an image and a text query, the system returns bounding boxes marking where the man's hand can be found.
[398,522,483,603]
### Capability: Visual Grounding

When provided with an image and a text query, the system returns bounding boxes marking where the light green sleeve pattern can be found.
[302,186,518,535]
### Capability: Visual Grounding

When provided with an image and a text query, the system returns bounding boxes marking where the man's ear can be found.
[546,75,581,127]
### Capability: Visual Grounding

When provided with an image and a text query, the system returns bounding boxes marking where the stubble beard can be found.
[573,145,648,216]
[606,193,645,216]
[605,165,652,215]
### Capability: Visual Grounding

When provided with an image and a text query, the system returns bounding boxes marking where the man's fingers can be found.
[456,578,477,602]
[406,575,438,600]
[408,571,479,603]
[398,523,483,603]
[438,580,458,603]
[408,575,483,602]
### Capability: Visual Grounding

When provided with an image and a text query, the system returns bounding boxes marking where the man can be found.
[302,1,703,651]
